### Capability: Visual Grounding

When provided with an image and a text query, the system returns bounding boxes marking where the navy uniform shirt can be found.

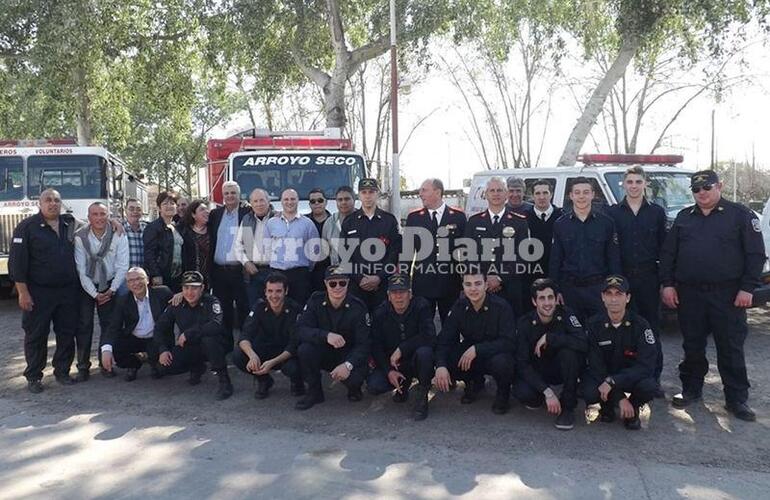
[515,306,588,393]
[296,291,371,367]
[404,205,466,298]
[154,294,225,352]
[465,208,529,280]
[549,210,621,282]
[608,198,667,270]
[506,201,534,216]
[586,310,656,386]
[239,297,302,356]
[370,296,436,370]
[659,198,765,292]
[341,207,401,280]
[9,212,82,288]
[436,293,516,368]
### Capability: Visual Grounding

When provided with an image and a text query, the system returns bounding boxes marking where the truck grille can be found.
[0,213,30,255]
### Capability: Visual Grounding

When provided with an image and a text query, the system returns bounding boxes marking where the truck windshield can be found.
[232,153,365,201]
[604,171,693,219]
[0,157,24,201]
[27,155,106,199]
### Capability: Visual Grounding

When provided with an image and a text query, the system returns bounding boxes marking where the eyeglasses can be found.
[691,184,713,194]
[326,280,348,288]
[309,198,325,204]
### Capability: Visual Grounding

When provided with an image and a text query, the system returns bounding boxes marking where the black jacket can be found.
[526,205,564,278]
[515,306,587,392]
[465,208,529,281]
[586,310,656,386]
[370,296,436,370]
[296,291,371,367]
[436,293,516,367]
[154,294,226,352]
[341,207,401,280]
[404,205,467,299]
[104,286,173,347]
[239,298,302,356]
[143,217,179,281]
[208,203,251,265]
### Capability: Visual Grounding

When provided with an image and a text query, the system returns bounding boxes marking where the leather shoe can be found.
[150,364,163,379]
[491,397,510,415]
[55,375,77,386]
[101,368,116,378]
[461,380,483,404]
[124,368,138,382]
[599,404,615,423]
[725,401,756,422]
[624,407,642,430]
[28,379,44,394]
[412,386,429,421]
[295,393,325,410]
[347,386,363,402]
[290,381,306,397]
[77,369,90,382]
[188,368,204,386]
[672,391,702,408]
[254,377,274,399]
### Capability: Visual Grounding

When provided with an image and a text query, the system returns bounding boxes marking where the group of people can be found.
[8,165,764,429]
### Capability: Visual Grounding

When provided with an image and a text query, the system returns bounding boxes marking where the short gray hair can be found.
[126,267,148,279]
[486,177,506,190]
[222,181,240,194]
[422,178,444,196]
[249,188,269,201]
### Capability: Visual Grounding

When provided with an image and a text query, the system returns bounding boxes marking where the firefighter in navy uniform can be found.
[550,177,621,322]
[153,271,234,400]
[341,178,401,311]
[433,269,516,415]
[583,275,657,430]
[607,166,667,397]
[465,177,529,317]
[367,273,436,420]
[404,178,466,322]
[9,188,81,392]
[513,278,587,431]
[294,266,371,410]
[660,170,765,422]
[232,272,305,399]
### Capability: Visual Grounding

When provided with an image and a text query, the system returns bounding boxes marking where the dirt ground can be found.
[0,298,768,498]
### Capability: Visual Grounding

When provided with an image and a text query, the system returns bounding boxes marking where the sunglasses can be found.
[691,184,713,194]
[326,280,348,288]
[309,198,325,204]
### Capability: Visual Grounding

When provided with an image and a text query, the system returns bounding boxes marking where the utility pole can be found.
[389,0,401,219]
[710,109,716,169]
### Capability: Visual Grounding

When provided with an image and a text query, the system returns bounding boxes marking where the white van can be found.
[465,155,694,222]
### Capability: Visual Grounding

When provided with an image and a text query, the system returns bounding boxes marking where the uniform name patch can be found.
[12,237,22,244]
[598,340,612,346]
[569,316,582,328]
[644,328,656,345]
[752,219,761,232]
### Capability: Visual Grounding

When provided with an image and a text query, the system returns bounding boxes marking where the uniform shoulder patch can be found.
[644,328,655,345]
[752,218,761,232]
[365,312,371,327]
[212,302,222,315]
[569,315,582,328]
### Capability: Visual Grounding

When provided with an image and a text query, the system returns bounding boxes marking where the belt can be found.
[624,263,658,277]
[563,275,605,287]
[680,280,740,292]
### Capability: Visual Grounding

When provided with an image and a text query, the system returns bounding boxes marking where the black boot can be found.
[412,385,430,421]
[624,406,642,430]
[254,376,274,399]
[491,384,510,415]
[599,402,616,423]
[296,388,325,410]
[216,370,234,400]
[290,379,306,397]
[188,364,205,386]
[461,379,483,404]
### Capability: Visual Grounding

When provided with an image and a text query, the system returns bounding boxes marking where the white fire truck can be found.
[0,139,148,291]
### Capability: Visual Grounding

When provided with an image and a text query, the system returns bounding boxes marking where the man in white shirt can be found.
[74,202,129,381]
[101,267,173,381]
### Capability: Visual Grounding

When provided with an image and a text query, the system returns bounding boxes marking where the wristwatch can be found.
[604,376,615,387]
[344,361,354,371]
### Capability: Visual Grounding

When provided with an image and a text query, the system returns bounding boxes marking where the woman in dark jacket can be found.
[179,199,213,288]
[143,191,184,292]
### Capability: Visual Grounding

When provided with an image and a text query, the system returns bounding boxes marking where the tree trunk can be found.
[558,35,641,166]
[73,65,93,146]
[324,65,348,129]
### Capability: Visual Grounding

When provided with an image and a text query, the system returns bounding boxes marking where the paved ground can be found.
[0,298,768,499]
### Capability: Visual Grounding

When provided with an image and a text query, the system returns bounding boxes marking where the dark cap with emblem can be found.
[324,265,350,280]
[358,178,380,191]
[602,274,630,294]
[690,170,719,189]
[181,270,205,287]
[387,273,411,291]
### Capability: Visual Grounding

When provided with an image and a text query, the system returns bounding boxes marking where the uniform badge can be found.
[12,237,22,244]
[446,224,457,231]
[502,226,515,238]
[612,232,619,245]
[248,311,254,317]
[569,316,582,328]
[365,313,371,327]
[212,303,222,314]
[644,328,655,345]
[752,219,761,232]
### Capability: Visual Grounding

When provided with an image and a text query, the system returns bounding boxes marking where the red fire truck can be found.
[204,129,367,211]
